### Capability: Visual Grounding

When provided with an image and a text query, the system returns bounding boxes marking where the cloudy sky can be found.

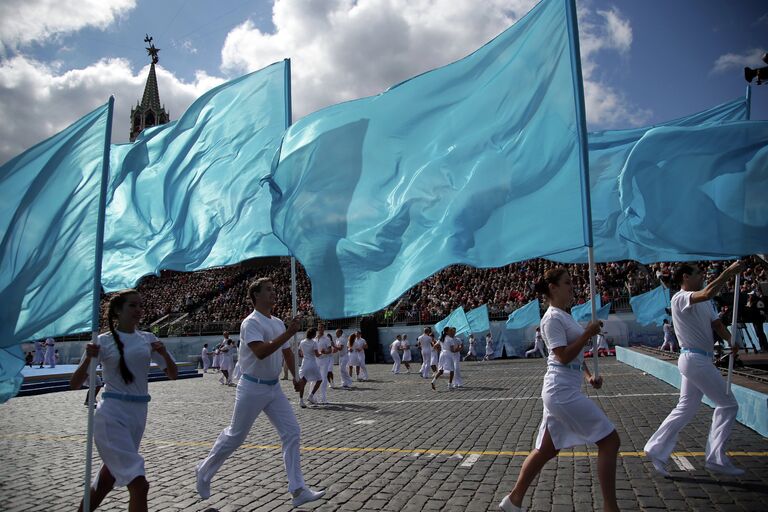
[0,0,766,164]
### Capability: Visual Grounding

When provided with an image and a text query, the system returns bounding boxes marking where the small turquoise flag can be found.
[630,285,670,326]
[505,300,541,330]
[571,295,610,322]
[466,305,490,333]
[547,96,748,264]
[102,61,290,291]
[0,102,111,347]
[618,121,768,259]
[269,0,591,318]
[435,307,471,337]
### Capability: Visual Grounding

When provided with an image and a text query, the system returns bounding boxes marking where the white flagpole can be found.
[84,96,114,512]
[284,59,299,382]
[726,274,741,395]
[587,246,598,378]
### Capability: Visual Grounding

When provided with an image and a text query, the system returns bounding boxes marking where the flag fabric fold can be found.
[0,346,25,404]
[505,299,541,330]
[466,305,490,333]
[269,0,590,318]
[629,285,671,326]
[0,102,111,347]
[571,295,610,322]
[618,121,768,259]
[435,307,471,337]
[102,61,289,292]
[547,96,748,264]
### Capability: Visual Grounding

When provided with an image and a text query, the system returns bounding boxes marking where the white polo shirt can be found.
[238,310,289,380]
[315,334,332,359]
[541,306,585,367]
[671,290,719,352]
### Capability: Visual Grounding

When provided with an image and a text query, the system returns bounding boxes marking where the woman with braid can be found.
[70,289,178,512]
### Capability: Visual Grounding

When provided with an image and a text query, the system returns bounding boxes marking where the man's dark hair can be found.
[672,263,697,286]
[248,278,272,305]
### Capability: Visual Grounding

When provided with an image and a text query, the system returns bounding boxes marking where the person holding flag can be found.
[644,261,745,477]
[500,267,619,512]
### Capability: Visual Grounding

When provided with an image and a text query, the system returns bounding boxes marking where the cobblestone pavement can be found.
[1,359,767,511]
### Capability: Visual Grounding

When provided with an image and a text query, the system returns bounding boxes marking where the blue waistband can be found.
[548,362,582,371]
[681,347,714,357]
[102,391,151,403]
[242,374,278,386]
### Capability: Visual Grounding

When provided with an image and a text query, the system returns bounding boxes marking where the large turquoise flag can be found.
[618,121,768,259]
[571,295,610,322]
[630,285,670,326]
[466,305,490,333]
[269,0,591,318]
[0,102,111,347]
[102,61,290,291]
[548,96,748,263]
[0,346,25,403]
[435,307,471,337]
[505,300,541,330]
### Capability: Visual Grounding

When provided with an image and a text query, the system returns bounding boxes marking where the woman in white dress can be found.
[431,328,456,391]
[499,268,619,512]
[219,340,235,385]
[464,334,478,361]
[298,327,323,407]
[336,329,353,389]
[400,334,412,373]
[70,289,177,512]
[484,333,494,361]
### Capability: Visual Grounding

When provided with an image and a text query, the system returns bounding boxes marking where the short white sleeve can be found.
[677,290,694,312]
[242,319,267,344]
[542,314,568,350]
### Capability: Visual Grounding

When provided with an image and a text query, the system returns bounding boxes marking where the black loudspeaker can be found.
[359,316,381,363]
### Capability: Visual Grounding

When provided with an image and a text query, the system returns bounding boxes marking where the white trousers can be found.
[358,354,368,380]
[391,351,401,373]
[44,346,56,367]
[420,350,432,378]
[202,355,210,371]
[339,356,352,387]
[197,379,305,493]
[452,354,462,386]
[319,358,333,401]
[644,353,738,466]
[526,343,546,358]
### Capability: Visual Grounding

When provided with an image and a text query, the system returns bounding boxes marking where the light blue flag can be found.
[570,295,610,323]
[269,0,591,318]
[618,121,768,259]
[505,300,541,330]
[102,61,290,291]
[0,102,111,348]
[548,96,748,263]
[435,307,471,337]
[630,285,670,326]
[0,346,25,403]
[466,305,490,333]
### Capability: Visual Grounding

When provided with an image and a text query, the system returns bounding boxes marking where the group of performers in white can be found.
[69,260,747,511]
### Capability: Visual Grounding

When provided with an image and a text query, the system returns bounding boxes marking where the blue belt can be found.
[101,392,151,402]
[681,348,714,357]
[548,362,582,371]
[242,374,279,386]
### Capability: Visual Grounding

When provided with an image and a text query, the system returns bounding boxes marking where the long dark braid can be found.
[108,290,138,384]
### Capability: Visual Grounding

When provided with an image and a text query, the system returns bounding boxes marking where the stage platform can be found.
[617,346,768,437]
[17,362,201,397]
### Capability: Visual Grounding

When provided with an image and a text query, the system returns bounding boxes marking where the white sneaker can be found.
[498,495,525,511]
[195,461,211,499]
[308,395,317,405]
[650,457,670,477]
[291,487,325,507]
[705,462,745,476]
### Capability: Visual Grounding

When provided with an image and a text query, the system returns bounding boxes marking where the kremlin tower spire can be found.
[130,35,170,142]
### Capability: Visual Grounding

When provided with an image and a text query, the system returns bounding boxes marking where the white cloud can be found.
[221,0,647,128]
[0,55,224,164]
[0,0,136,55]
[713,48,766,74]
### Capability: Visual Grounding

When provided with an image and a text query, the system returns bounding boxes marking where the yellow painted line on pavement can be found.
[2,433,767,458]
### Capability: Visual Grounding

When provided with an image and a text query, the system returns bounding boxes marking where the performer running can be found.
[390,335,402,374]
[659,319,675,352]
[418,328,433,378]
[355,331,369,381]
[335,329,353,389]
[452,330,463,388]
[43,337,56,368]
[464,334,478,361]
[525,327,547,359]
[201,344,211,373]
[347,333,359,381]
[644,261,745,476]
[596,327,609,357]
[70,289,178,512]
[299,327,323,407]
[484,333,494,361]
[499,267,619,512]
[33,338,44,367]
[400,334,412,373]
[431,328,457,391]
[315,323,334,403]
[218,338,235,385]
[195,278,325,507]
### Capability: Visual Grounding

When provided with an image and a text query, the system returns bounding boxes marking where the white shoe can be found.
[498,495,525,511]
[705,462,745,476]
[650,457,670,477]
[308,395,317,405]
[300,399,306,409]
[195,462,211,499]
[292,487,325,507]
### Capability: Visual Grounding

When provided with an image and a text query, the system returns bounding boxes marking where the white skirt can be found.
[219,355,234,371]
[430,351,439,366]
[402,348,412,362]
[535,368,615,450]
[300,362,322,382]
[438,352,455,372]
[93,398,148,487]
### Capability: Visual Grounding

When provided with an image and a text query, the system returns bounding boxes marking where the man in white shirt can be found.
[645,261,744,477]
[418,328,433,378]
[195,278,325,507]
